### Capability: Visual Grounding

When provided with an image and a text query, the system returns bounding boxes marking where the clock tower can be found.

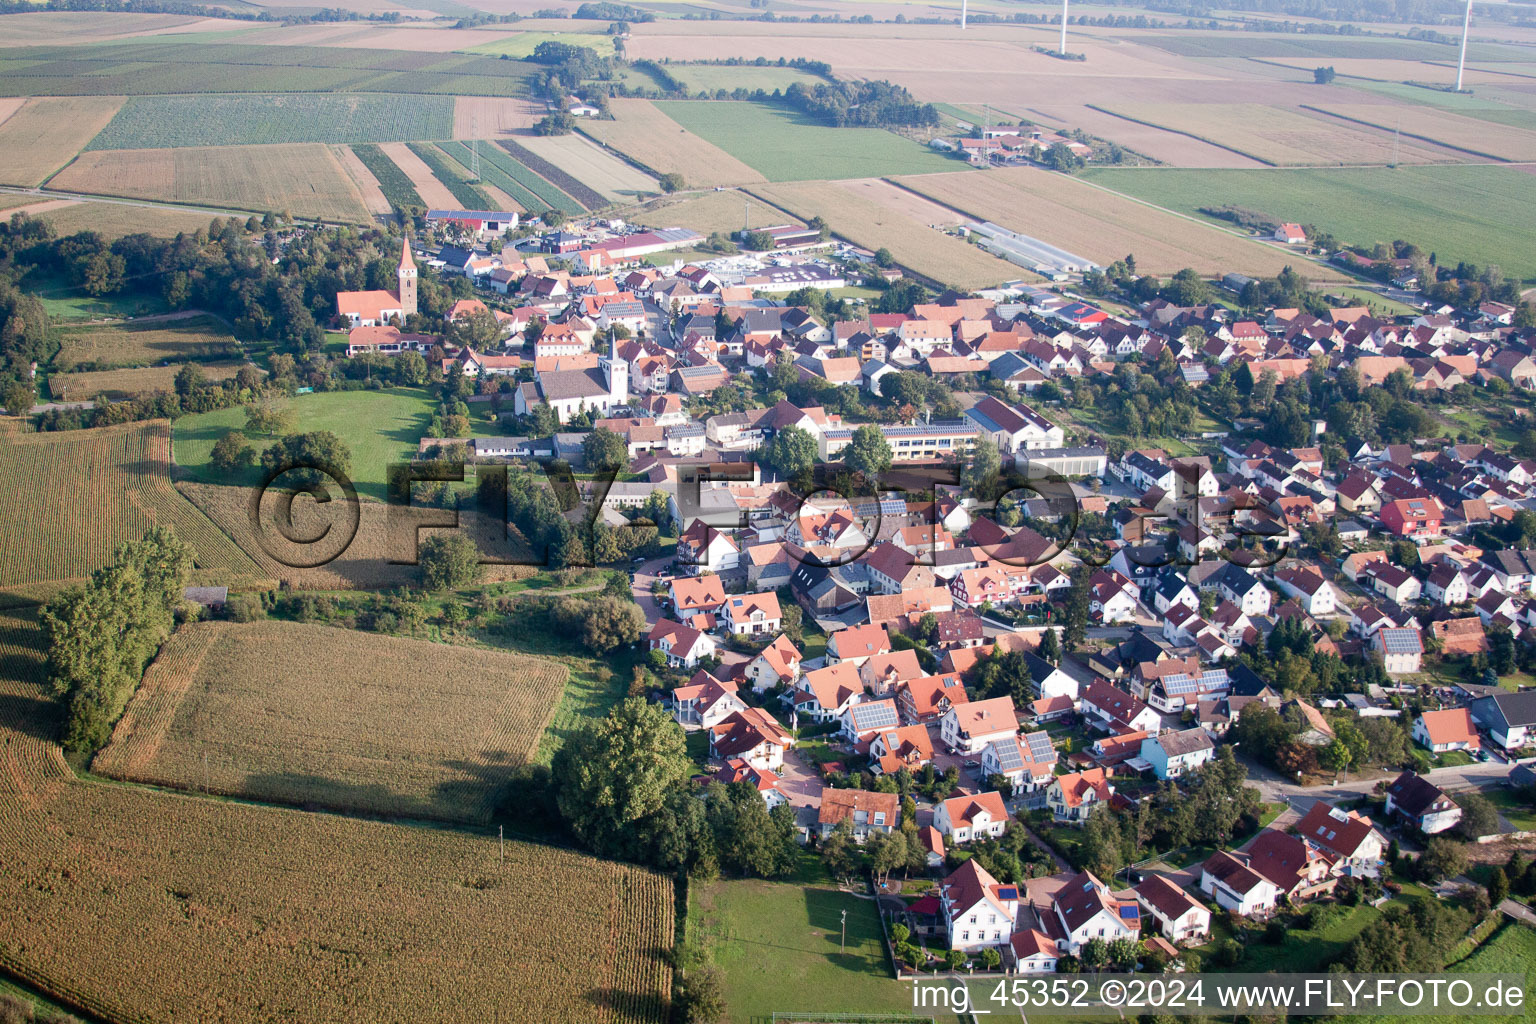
[397,236,418,318]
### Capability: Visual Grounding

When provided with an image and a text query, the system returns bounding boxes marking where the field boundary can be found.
[1298,103,1512,162]
[1085,103,1278,167]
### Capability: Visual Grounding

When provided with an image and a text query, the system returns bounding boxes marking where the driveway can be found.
[630,553,675,623]
[777,747,825,808]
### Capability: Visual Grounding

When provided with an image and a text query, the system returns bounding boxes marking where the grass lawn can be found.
[1484,788,1536,833]
[171,387,437,502]
[667,63,827,94]
[1081,164,1536,283]
[464,30,618,58]
[691,875,946,1023]
[28,278,168,323]
[1225,900,1391,973]
[1333,921,1536,1024]
[656,100,964,182]
[1323,285,1422,317]
[1429,748,1477,768]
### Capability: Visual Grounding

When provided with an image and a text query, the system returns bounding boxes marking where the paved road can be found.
[1498,898,1536,927]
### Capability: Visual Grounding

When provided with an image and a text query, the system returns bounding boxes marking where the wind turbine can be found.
[961,0,967,30]
[1060,0,1071,55]
[1455,0,1472,92]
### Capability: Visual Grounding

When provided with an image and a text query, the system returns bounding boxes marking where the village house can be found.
[940,859,1021,952]
[1134,875,1211,946]
[1412,707,1481,753]
[981,730,1058,792]
[940,696,1019,755]
[720,592,782,635]
[1200,850,1282,916]
[1470,690,1536,750]
[933,791,1010,845]
[1140,728,1215,780]
[708,707,793,772]
[648,619,719,669]
[672,671,745,728]
[1046,768,1115,823]
[744,634,803,691]
[1041,871,1140,955]
[1294,803,1386,877]
[1384,771,1463,835]
[816,789,901,842]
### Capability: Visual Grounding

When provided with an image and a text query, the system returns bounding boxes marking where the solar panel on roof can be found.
[1025,731,1055,762]
[990,740,1025,771]
[1119,905,1140,919]
[851,702,899,729]
[1163,674,1198,696]
[997,886,1019,900]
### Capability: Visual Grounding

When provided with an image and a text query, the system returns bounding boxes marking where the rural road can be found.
[0,185,263,219]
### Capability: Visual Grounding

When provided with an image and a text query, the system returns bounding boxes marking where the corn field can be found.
[0,421,263,591]
[0,608,674,1024]
[93,620,569,823]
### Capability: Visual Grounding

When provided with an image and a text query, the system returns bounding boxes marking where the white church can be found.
[514,336,629,423]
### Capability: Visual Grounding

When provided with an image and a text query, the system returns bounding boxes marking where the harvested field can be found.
[0,96,24,123]
[410,141,493,209]
[1082,163,1536,282]
[579,98,765,188]
[0,96,123,186]
[0,608,675,1024]
[50,143,372,223]
[514,132,657,203]
[0,11,223,46]
[746,180,1017,290]
[54,313,239,370]
[624,189,789,235]
[495,138,598,208]
[1302,99,1536,161]
[333,142,393,216]
[84,93,455,149]
[378,140,462,208]
[895,167,1338,279]
[1091,101,1455,166]
[49,360,249,402]
[452,95,543,138]
[177,481,537,590]
[28,200,220,239]
[95,620,570,822]
[0,421,262,591]
[657,100,962,181]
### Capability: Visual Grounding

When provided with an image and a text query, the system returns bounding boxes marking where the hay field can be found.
[624,188,791,235]
[0,96,123,186]
[0,96,24,122]
[27,199,220,239]
[579,98,765,188]
[0,421,262,591]
[657,100,962,180]
[54,313,239,370]
[50,143,372,222]
[1302,99,1536,161]
[1082,163,1536,282]
[49,360,247,402]
[514,132,657,203]
[95,620,569,822]
[378,140,460,207]
[465,30,618,58]
[1091,101,1454,166]
[747,180,1017,289]
[452,95,542,138]
[895,168,1337,280]
[0,609,674,1024]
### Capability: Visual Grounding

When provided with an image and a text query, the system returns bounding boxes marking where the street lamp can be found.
[841,909,847,952]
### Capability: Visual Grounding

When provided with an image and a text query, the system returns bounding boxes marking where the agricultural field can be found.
[464,30,620,58]
[0,42,540,97]
[746,180,1016,290]
[0,95,122,186]
[83,93,455,149]
[1090,101,1455,166]
[407,141,494,210]
[0,421,262,593]
[333,143,393,216]
[624,188,788,235]
[665,61,826,93]
[50,143,373,223]
[95,620,569,822]
[452,94,543,138]
[1302,99,1536,162]
[497,137,602,208]
[1140,32,1530,61]
[53,313,240,370]
[351,142,425,210]
[511,133,657,204]
[0,608,675,1024]
[20,199,227,240]
[49,360,249,402]
[1082,164,1536,282]
[578,98,766,188]
[378,140,459,208]
[895,167,1344,280]
[657,100,964,180]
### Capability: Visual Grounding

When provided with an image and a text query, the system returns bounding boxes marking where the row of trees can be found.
[41,529,193,755]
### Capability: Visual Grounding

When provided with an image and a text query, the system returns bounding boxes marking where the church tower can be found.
[396,236,418,318]
[600,333,628,407]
